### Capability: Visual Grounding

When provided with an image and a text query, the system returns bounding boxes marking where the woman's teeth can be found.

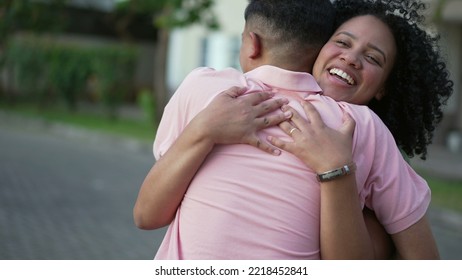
[329,68,355,85]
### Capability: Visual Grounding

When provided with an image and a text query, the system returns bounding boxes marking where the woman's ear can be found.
[249,32,261,59]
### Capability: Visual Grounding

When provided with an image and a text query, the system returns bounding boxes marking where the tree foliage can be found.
[115,0,219,30]
[0,0,68,44]
[0,0,219,123]
[5,34,137,115]
[115,0,219,122]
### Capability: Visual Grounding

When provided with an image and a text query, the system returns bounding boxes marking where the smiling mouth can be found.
[329,68,355,85]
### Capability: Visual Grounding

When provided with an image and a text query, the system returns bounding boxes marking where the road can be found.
[1,119,461,260]
[0,123,166,259]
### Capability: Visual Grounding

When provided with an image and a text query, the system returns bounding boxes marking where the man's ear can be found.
[249,32,261,59]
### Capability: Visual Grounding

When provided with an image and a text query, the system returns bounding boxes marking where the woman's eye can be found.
[366,55,382,66]
[334,40,348,47]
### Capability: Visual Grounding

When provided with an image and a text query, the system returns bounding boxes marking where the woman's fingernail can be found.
[284,111,292,118]
[272,149,281,156]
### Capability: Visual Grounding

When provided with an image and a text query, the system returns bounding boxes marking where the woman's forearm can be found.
[391,214,440,259]
[268,102,375,259]
[133,120,214,230]
[133,88,289,230]
[319,174,374,259]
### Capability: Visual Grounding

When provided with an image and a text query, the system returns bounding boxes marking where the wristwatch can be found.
[316,162,356,182]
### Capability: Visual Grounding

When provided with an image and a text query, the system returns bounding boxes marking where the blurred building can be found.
[426,0,462,152]
[4,0,460,150]
[166,0,462,152]
[63,0,157,93]
[166,0,246,89]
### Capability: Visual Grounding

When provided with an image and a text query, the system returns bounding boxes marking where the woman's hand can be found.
[267,101,375,259]
[268,100,355,172]
[193,86,292,155]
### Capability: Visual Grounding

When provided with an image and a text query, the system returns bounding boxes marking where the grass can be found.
[0,103,157,142]
[421,174,462,213]
[2,102,462,214]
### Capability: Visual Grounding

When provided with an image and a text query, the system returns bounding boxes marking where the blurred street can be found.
[0,115,166,259]
[1,112,461,260]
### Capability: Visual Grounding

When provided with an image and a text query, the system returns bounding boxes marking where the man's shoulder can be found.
[336,101,387,127]
[174,66,246,101]
[335,101,374,115]
[186,67,243,79]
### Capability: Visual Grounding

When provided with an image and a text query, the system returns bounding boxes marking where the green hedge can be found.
[3,34,137,117]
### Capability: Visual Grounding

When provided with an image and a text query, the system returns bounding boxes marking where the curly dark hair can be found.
[333,0,454,159]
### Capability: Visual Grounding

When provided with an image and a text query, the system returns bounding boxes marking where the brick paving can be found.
[0,121,166,259]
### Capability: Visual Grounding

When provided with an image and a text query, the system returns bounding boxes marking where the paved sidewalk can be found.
[0,120,165,260]
[411,145,462,181]
[410,146,462,260]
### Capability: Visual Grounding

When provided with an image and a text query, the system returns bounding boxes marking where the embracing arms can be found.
[133,88,291,229]
[269,101,439,259]
[134,86,438,259]
[268,101,374,259]
[134,88,378,259]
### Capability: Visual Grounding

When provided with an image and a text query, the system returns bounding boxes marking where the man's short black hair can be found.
[244,0,335,49]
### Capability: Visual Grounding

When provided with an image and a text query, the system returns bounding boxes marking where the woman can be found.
[318,0,453,161]
[134,0,453,259]
[267,0,452,258]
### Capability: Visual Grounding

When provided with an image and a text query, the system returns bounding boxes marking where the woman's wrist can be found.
[186,116,217,150]
[309,154,354,174]
[316,162,356,182]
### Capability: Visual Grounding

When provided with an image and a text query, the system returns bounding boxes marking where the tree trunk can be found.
[153,27,170,123]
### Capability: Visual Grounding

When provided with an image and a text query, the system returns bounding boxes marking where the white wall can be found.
[441,1,462,130]
[167,0,248,92]
[439,24,460,114]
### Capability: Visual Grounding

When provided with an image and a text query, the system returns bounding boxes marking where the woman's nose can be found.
[340,51,361,69]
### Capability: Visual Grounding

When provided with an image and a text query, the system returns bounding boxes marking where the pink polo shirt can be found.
[153,65,430,259]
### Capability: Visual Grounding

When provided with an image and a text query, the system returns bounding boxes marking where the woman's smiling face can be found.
[312,15,397,105]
